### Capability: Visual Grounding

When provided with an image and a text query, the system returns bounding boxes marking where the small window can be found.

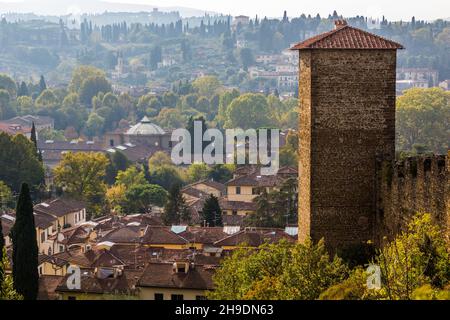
[68,296,77,300]
[38,266,43,275]
[232,210,237,216]
[171,294,184,301]
[252,188,260,195]
[236,187,241,194]
[154,293,164,300]
[40,232,45,243]
[110,139,114,147]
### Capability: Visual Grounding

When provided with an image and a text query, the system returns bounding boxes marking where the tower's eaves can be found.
[290,20,404,50]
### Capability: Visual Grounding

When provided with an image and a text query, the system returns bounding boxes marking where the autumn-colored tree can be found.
[54,152,109,216]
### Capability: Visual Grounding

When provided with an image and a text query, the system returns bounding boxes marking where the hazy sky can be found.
[2,0,449,20]
[109,0,449,20]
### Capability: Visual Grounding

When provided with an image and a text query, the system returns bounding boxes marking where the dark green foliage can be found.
[39,75,47,94]
[124,183,168,213]
[163,184,190,225]
[79,76,112,106]
[0,133,44,192]
[336,243,376,269]
[201,194,222,227]
[10,183,39,300]
[208,164,234,183]
[17,81,29,97]
[106,151,130,185]
[30,122,37,151]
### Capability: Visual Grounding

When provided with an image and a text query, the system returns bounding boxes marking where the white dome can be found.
[126,116,165,135]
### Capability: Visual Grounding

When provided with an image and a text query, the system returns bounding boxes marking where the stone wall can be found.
[298,49,397,252]
[376,152,450,245]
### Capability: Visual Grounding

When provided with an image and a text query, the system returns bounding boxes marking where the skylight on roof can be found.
[40,203,50,207]
[171,225,187,234]
[116,145,127,150]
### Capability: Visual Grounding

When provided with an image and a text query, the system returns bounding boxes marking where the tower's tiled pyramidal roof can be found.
[291,20,404,50]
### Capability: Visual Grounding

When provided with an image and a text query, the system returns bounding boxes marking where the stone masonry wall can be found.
[298,49,397,252]
[376,152,450,245]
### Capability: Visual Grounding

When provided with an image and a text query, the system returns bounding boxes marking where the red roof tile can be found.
[291,21,404,50]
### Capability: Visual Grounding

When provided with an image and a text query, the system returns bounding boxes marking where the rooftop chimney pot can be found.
[334,20,348,29]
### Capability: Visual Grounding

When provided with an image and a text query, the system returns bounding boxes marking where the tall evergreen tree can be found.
[163,184,190,225]
[17,81,29,97]
[201,194,223,227]
[38,75,47,94]
[30,122,37,151]
[10,183,39,300]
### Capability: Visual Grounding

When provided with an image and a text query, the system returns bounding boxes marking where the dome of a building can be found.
[126,116,166,135]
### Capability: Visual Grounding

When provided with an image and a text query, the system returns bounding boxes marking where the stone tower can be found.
[291,20,403,251]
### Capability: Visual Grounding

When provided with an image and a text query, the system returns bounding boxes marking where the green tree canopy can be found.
[79,76,112,106]
[0,74,17,97]
[225,93,272,129]
[192,76,222,97]
[396,88,450,154]
[0,133,44,192]
[208,239,348,300]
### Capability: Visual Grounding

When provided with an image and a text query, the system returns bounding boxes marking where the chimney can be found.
[334,20,348,29]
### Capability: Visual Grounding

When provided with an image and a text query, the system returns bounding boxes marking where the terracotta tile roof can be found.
[141,226,188,246]
[137,262,215,290]
[226,166,296,187]
[34,198,85,218]
[34,211,56,229]
[291,21,404,50]
[0,123,31,136]
[181,186,209,199]
[214,229,297,247]
[38,254,70,268]
[52,248,97,268]
[37,140,104,151]
[56,268,142,295]
[57,225,90,245]
[219,199,257,211]
[178,227,229,245]
[97,225,142,244]
[222,214,245,226]
[120,214,163,227]
[188,179,226,194]
[3,115,54,127]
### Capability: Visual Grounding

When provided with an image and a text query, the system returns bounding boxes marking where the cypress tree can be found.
[163,184,190,225]
[39,75,47,94]
[17,81,29,97]
[10,183,39,300]
[201,194,223,227]
[30,122,37,151]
